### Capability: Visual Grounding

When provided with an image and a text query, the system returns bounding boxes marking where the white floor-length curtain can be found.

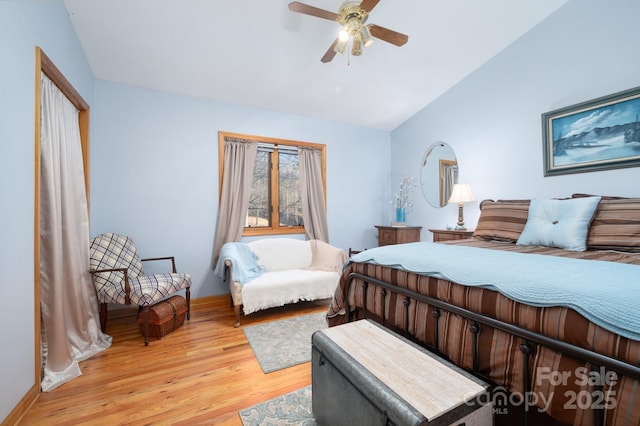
[212,138,258,264]
[39,74,111,392]
[299,147,329,242]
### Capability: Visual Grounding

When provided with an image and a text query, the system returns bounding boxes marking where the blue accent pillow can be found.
[516,197,601,251]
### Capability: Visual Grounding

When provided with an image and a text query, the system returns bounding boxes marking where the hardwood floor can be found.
[19,296,330,425]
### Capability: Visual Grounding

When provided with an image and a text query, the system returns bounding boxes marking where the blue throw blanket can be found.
[214,242,264,284]
[350,242,640,341]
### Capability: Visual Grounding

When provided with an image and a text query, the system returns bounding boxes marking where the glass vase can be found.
[395,207,406,223]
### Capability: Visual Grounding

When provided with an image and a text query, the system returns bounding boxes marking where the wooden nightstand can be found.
[429,228,474,242]
[376,226,422,247]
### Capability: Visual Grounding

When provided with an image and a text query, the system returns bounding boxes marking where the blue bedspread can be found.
[350,242,640,341]
[214,242,264,284]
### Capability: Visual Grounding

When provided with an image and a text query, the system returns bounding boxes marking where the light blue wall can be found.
[391,0,640,240]
[91,81,391,298]
[0,0,94,422]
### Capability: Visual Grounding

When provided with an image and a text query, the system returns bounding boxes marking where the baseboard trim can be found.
[106,294,231,318]
[2,383,39,426]
[191,294,230,307]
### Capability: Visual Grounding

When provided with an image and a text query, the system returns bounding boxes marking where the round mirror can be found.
[421,142,458,208]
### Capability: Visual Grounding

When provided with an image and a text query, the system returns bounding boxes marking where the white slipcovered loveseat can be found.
[216,238,347,327]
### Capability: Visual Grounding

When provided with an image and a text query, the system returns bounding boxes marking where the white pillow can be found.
[516,197,601,251]
[248,238,312,271]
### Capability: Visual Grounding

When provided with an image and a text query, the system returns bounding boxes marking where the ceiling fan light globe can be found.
[361,25,374,47]
[338,28,350,42]
[351,36,363,56]
[334,38,348,54]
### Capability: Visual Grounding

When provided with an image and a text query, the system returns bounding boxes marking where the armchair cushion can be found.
[90,233,143,287]
[129,273,191,306]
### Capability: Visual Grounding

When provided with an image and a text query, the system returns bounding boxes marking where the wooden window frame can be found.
[217,131,326,237]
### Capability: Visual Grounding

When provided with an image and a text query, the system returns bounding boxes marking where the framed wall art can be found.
[542,86,640,176]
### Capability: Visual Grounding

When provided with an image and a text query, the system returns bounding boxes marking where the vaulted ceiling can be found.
[63,0,569,131]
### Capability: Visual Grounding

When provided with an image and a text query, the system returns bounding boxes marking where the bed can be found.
[327,195,640,426]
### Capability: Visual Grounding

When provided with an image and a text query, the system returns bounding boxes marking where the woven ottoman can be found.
[311,320,492,425]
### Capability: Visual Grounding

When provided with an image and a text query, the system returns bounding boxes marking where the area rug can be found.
[243,312,327,373]
[239,386,317,425]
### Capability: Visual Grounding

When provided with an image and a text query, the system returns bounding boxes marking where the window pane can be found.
[246,150,271,228]
[278,151,303,226]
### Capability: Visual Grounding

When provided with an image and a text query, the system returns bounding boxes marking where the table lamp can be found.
[448,183,475,230]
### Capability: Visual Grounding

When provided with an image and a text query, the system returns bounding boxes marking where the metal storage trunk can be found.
[311,320,492,425]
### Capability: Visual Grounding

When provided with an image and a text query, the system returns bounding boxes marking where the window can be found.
[218,132,326,236]
[246,146,303,230]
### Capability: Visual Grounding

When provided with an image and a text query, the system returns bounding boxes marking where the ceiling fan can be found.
[288,0,409,63]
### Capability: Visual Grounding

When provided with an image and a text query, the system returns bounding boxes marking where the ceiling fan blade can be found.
[359,0,381,13]
[288,2,339,21]
[368,24,409,46]
[321,39,339,63]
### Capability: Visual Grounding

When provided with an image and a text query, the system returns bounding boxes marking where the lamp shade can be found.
[448,183,475,204]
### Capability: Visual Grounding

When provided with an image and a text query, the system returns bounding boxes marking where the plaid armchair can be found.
[89,233,191,345]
